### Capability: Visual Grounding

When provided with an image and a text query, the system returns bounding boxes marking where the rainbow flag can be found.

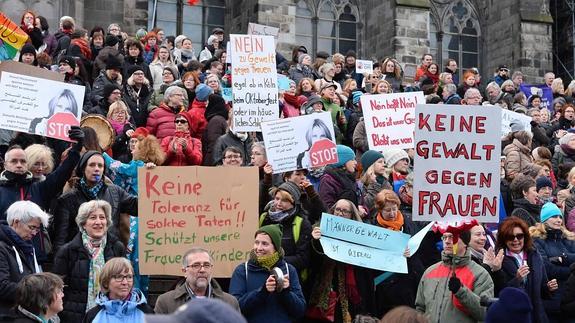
[0,12,29,61]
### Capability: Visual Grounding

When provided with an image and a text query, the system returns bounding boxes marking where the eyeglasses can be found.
[224,154,242,160]
[511,233,525,241]
[174,119,188,124]
[112,274,134,282]
[26,224,40,233]
[334,207,352,216]
[186,262,213,271]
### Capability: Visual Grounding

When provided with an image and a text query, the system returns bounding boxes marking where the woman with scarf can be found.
[68,29,93,81]
[52,151,138,251]
[319,145,360,210]
[382,149,411,195]
[0,201,47,314]
[280,80,304,118]
[142,32,159,65]
[308,200,375,322]
[229,225,306,323]
[510,174,542,227]
[123,39,153,86]
[52,200,125,322]
[20,11,43,50]
[83,257,153,322]
[295,78,318,99]
[123,65,152,128]
[173,38,198,75]
[160,112,202,166]
[149,46,177,90]
[107,101,136,163]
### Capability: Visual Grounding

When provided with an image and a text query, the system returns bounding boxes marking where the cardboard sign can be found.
[138,166,259,277]
[230,34,279,131]
[0,13,29,60]
[355,59,373,74]
[0,70,84,141]
[519,84,553,111]
[360,92,425,151]
[413,104,502,223]
[501,109,532,137]
[247,22,280,39]
[261,112,336,173]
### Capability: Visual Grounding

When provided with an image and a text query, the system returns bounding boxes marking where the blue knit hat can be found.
[352,91,363,106]
[360,150,384,174]
[486,287,532,323]
[540,202,562,223]
[333,145,355,168]
[195,84,213,102]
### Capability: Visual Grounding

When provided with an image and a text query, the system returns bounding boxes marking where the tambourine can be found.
[270,267,285,292]
[80,114,115,151]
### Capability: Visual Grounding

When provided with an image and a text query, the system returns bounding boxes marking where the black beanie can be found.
[105,54,123,71]
[105,34,119,47]
[103,83,121,100]
[59,55,77,70]
[127,64,145,77]
[20,43,36,57]
[76,151,105,179]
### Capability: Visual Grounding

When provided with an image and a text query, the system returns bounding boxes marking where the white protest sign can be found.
[413,104,501,223]
[355,59,373,74]
[0,71,84,141]
[501,109,532,137]
[360,92,424,151]
[247,22,279,39]
[261,112,336,174]
[230,34,279,132]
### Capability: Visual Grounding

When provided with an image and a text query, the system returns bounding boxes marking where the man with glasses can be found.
[416,222,494,323]
[154,247,239,314]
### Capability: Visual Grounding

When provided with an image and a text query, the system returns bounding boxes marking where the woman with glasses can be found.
[0,201,48,313]
[52,200,125,322]
[497,216,557,323]
[160,113,202,166]
[24,144,54,181]
[83,257,153,322]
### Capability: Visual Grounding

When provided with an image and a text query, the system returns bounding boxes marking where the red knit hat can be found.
[176,112,193,126]
[131,127,149,138]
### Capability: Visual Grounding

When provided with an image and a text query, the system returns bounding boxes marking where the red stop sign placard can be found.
[309,138,338,167]
[46,112,79,141]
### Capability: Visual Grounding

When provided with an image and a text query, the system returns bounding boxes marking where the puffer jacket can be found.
[503,138,533,179]
[52,233,125,322]
[160,131,202,166]
[52,183,137,250]
[146,102,185,141]
[91,71,122,106]
[188,99,208,140]
[83,289,154,323]
[147,82,188,112]
[415,250,494,323]
[552,145,575,175]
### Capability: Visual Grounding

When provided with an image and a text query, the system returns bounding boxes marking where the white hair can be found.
[6,201,49,227]
[76,200,113,232]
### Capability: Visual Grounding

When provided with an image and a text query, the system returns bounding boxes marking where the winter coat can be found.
[51,233,126,322]
[160,131,202,166]
[352,119,369,155]
[531,122,551,149]
[444,93,462,104]
[188,99,208,140]
[122,55,153,85]
[229,257,306,323]
[0,224,41,314]
[82,289,154,323]
[212,131,253,166]
[0,306,56,323]
[91,71,122,106]
[503,139,533,179]
[52,183,137,250]
[0,150,80,217]
[288,64,317,84]
[42,30,58,57]
[148,82,189,112]
[500,249,552,323]
[149,60,177,90]
[415,250,494,323]
[510,198,541,227]
[552,145,575,176]
[319,168,360,210]
[202,115,228,166]
[560,263,575,318]
[123,83,151,127]
[111,123,136,163]
[146,103,185,141]
[154,279,239,314]
[92,46,124,80]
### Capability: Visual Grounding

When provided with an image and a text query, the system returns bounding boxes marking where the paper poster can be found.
[247,22,280,39]
[138,166,259,277]
[519,84,553,111]
[277,74,291,92]
[0,13,29,61]
[355,59,373,74]
[501,109,532,137]
[230,34,279,131]
[0,71,84,141]
[221,87,232,102]
[261,112,336,173]
[413,104,502,223]
[360,91,424,151]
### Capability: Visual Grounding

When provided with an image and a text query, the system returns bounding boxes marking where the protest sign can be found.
[360,91,424,151]
[355,59,373,74]
[261,112,336,173]
[0,70,84,141]
[0,13,28,61]
[319,213,410,273]
[247,22,279,39]
[230,34,279,131]
[519,84,553,111]
[501,109,532,137]
[222,87,232,102]
[413,104,501,223]
[138,166,259,277]
[277,74,291,92]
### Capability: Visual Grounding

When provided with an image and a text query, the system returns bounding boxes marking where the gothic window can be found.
[295,0,314,53]
[149,0,225,54]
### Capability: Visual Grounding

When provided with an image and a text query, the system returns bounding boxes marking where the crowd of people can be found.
[4,9,575,323]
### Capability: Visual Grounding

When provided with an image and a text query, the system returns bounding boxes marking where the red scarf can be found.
[283,93,301,109]
[71,38,92,60]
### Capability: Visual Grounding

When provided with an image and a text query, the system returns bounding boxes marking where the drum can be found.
[80,114,115,151]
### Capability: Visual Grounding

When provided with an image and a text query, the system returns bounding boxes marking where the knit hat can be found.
[135,28,147,41]
[104,34,119,47]
[146,298,247,323]
[127,64,144,77]
[277,181,301,205]
[59,55,76,70]
[255,224,283,253]
[131,127,149,138]
[536,176,553,192]
[105,54,123,71]
[559,133,575,146]
[316,51,330,59]
[345,50,357,59]
[102,83,121,100]
[333,145,355,168]
[163,66,180,80]
[212,27,224,35]
[175,35,187,46]
[485,287,532,323]
[361,150,384,174]
[176,112,193,127]
[195,84,213,102]
[20,43,36,57]
[540,202,562,223]
[383,149,410,167]
[352,90,363,106]
[298,54,311,65]
[509,122,524,133]
[76,151,105,178]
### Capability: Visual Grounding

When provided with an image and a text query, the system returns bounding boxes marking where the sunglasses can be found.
[510,233,525,241]
[174,119,188,124]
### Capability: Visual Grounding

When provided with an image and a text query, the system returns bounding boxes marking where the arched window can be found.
[295,0,358,55]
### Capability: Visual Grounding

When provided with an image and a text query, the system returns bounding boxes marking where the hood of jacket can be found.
[0,170,34,187]
[95,288,147,312]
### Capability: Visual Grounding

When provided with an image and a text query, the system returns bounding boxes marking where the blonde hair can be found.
[106,101,130,119]
[25,144,54,174]
[552,78,565,95]
[99,258,133,293]
[529,222,575,240]
[567,80,575,97]
[270,189,294,204]
[568,167,575,189]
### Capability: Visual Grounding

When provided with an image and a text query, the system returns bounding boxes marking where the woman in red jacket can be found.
[160,112,202,165]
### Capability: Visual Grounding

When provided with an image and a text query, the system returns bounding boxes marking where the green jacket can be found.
[415,250,494,323]
[321,97,346,143]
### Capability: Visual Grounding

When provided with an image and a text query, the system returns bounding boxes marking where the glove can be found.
[68,126,85,151]
[448,274,462,293]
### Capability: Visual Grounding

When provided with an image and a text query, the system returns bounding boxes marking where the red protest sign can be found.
[46,112,78,141]
[309,138,338,167]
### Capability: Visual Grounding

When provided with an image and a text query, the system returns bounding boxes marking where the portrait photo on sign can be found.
[29,89,79,135]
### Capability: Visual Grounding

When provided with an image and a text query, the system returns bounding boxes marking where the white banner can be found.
[501,108,532,137]
[247,22,279,39]
[230,34,279,132]
[360,91,424,151]
[355,59,373,74]
[413,104,501,223]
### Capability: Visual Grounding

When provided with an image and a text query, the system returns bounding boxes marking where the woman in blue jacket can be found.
[229,224,306,323]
